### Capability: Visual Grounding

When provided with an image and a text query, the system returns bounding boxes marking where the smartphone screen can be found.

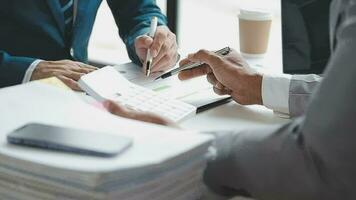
[7,123,133,157]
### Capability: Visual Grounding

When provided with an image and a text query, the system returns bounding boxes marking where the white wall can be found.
[177,0,280,54]
[88,0,280,65]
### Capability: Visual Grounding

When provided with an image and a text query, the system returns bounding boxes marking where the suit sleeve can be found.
[203,1,356,199]
[288,74,322,117]
[0,51,36,88]
[106,0,168,65]
[262,74,322,118]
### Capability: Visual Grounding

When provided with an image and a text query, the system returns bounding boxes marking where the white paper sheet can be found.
[113,63,230,105]
[0,83,212,174]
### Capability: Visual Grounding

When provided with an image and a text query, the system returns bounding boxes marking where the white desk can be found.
[181,102,289,132]
[79,79,289,133]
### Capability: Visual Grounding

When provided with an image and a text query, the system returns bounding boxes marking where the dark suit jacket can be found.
[204,0,356,199]
[0,0,167,87]
[282,0,332,74]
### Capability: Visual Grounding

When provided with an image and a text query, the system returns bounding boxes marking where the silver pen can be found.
[155,47,231,80]
[145,16,158,77]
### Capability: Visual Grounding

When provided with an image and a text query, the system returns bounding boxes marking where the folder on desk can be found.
[0,83,213,200]
[36,77,71,91]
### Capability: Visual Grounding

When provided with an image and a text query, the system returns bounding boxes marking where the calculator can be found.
[79,67,197,122]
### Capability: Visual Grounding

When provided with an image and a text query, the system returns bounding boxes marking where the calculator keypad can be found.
[110,84,196,122]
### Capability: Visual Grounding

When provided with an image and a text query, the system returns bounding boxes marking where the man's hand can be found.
[30,60,97,91]
[103,101,178,128]
[178,49,263,105]
[135,26,178,73]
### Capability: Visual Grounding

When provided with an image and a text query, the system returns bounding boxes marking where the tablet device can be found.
[7,123,133,157]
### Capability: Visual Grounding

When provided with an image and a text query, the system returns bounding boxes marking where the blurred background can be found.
[88,0,281,66]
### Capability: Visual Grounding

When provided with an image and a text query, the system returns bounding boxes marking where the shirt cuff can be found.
[262,73,292,116]
[22,59,42,83]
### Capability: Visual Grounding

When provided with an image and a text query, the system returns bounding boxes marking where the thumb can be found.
[103,100,128,116]
[135,35,154,49]
[179,58,191,67]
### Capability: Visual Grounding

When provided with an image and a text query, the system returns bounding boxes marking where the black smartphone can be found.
[7,123,133,157]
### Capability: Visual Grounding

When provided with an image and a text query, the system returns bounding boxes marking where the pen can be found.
[155,47,231,80]
[145,16,158,77]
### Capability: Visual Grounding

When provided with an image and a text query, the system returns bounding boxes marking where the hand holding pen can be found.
[155,47,231,80]
[177,48,263,105]
[134,17,179,76]
[145,17,158,76]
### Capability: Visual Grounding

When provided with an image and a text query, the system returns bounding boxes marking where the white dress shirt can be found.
[22,59,43,83]
[262,74,292,117]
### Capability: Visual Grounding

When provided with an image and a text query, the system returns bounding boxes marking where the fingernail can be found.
[152,50,158,57]
[187,54,195,60]
[215,84,223,90]
[102,101,111,109]
[145,39,151,45]
[178,74,185,81]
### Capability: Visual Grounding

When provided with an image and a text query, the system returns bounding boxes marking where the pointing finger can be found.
[179,58,191,67]
[187,49,224,69]
[75,62,98,70]
[178,64,212,81]
[57,75,81,91]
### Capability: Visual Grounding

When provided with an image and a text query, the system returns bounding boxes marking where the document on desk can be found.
[114,63,231,111]
[0,82,213,200]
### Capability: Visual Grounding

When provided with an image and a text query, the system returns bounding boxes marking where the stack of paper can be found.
[0,83,213,200]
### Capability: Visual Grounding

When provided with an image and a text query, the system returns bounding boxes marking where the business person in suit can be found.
[104,0,356,199]
[0,0,178,90]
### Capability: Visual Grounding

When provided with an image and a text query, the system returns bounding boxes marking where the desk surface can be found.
[79,90,289,132]
[181,101,289,132]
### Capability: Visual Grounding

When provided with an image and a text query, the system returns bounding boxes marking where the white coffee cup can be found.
[238,9,273,57]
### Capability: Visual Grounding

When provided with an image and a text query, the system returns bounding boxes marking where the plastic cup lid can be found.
[238,8,273,21]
